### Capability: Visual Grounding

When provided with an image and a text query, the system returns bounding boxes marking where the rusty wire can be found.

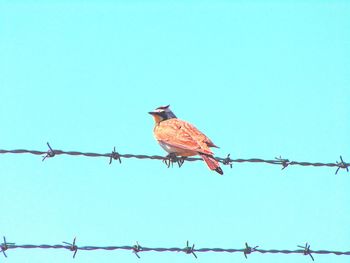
[0,143,349,174]
[1,238,349,260]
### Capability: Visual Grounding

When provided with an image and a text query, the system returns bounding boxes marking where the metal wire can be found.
[0,143,348,174]
[1,238,349,260]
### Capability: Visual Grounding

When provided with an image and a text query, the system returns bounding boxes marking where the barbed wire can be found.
[0,143,349,174]
[1,237,349,260]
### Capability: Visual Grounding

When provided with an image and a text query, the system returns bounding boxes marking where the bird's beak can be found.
[148,111,160,116]
[149,111,163,123]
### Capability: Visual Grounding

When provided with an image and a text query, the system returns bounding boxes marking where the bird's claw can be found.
[163,153,186,168]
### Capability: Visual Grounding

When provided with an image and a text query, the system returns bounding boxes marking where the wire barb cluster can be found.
[63,237,78,258]
[0,237,15,258]
[1,237,350,260]
[132,241,142,258]
[298,242,314,261]
[0,142,349,174]
[184,240,197,258]
[244,242,259,259]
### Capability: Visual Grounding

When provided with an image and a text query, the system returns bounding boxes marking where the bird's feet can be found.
[163,153,186,168]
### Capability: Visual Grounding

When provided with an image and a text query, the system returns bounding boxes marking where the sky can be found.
[0,1,349,263]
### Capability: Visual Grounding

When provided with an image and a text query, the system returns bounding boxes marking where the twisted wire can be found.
[1,240,350,259]
[0,146,348,173]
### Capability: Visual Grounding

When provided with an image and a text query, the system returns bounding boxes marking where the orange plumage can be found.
[149,105,223,175]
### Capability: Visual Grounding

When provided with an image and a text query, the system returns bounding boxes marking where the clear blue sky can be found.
[0,1,349,263]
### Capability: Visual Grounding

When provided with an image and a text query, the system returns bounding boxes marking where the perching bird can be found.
[149,105,223,175]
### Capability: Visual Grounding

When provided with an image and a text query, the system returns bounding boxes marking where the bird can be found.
[148,105,223,175]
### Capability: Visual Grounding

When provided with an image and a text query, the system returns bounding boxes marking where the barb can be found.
[184,241,197,259]
[1,239,350,259]
[109,146,121,164]
[223,154,233,168]
[133,241,142,258]
[298,242,314,261]
[243,242,259,259]
[0,236,15,258]
[63,237,78,258]
[42,142,55,161]
[275,156,290,170]
[335,155,349,175]
[0,147,349,173]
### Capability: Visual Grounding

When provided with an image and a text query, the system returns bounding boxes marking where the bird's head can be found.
[148,105,177,123]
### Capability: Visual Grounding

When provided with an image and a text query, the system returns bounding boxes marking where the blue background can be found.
[0,1,349,263]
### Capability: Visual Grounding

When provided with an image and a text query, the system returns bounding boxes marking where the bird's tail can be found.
[200,154,223,175]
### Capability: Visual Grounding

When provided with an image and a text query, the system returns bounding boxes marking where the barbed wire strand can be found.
[1,238,350,260]
[0,143,348,174]
[0,143,350,174]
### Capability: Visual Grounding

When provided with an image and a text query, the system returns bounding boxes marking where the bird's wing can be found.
[154,119,213,155]
[183,121,219,148]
